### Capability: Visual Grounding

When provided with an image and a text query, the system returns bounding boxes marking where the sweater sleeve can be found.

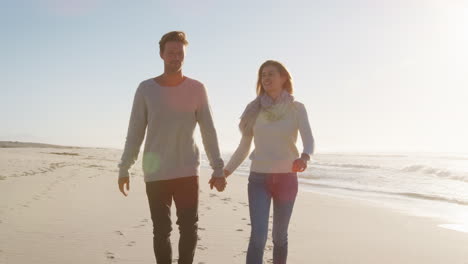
[196,85,225,178]
[296,102,315,156]
[118,85,148,177]
[224,133,253,174]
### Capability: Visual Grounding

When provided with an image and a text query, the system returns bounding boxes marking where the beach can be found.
[1,146,468,264]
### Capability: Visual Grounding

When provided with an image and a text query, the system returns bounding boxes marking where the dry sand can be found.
[1,146,468,263]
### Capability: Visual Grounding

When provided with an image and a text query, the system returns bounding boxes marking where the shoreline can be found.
[218,166,468,235]
[299,181,468,232]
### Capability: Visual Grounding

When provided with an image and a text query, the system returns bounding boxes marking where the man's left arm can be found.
[195,85,224,178]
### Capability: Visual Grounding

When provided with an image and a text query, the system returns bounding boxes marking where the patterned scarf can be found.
[239,91,294,136]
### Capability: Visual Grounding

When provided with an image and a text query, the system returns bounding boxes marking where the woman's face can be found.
[261,65,286,95]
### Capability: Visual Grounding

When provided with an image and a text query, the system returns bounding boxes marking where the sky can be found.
[1,0,468,154]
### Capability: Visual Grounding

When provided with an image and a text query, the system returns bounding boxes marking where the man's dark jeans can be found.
[146,176,199,264]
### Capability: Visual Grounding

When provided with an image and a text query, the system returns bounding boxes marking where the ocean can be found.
[202,152,468,233]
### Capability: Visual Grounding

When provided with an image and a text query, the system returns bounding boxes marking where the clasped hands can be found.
[208,169,231,192]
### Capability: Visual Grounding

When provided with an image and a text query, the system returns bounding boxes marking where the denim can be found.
[146,176,199,264]
[246,172,298,264]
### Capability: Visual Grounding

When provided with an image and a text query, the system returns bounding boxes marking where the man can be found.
[118,31,227,264]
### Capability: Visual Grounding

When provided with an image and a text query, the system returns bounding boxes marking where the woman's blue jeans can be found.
[246,172,298,264]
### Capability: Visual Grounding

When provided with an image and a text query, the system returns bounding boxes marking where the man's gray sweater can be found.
[119,77,224,182]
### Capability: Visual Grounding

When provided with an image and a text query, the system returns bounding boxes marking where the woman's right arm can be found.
[224,134,253,176]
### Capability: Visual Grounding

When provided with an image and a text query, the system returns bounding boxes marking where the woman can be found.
[224,60,314,264]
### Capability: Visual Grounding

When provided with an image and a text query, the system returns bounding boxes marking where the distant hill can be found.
[0,141,82,149]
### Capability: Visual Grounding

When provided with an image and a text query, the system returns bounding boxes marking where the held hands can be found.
[208,176,227,192]
[208,168,232,192]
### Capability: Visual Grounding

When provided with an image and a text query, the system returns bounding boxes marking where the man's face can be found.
[160,41,185,73]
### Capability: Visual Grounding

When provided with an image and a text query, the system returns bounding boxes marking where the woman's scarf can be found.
[239,91,294,136]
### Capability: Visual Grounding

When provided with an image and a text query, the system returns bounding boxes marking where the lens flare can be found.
[143,152,160,174]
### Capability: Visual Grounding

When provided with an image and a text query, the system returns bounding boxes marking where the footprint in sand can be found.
[197,245,208,250]
[114,231,124,236]
[234,250,248,258]
[198,227,206,231]
[105,251,116,260]
[236,229,243,232]
[132,219,148,228]
[127,241,136,247]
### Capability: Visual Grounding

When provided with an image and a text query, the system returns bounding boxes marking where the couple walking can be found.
[117,31,314,264]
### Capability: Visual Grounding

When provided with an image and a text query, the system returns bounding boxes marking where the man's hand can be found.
[292,159,307,172]
[118,176,130,196]
[208,177,227,192]
[224,169,232,177]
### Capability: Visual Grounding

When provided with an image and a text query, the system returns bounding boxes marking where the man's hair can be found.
[256,60,294,95]
[159,31,189,53]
